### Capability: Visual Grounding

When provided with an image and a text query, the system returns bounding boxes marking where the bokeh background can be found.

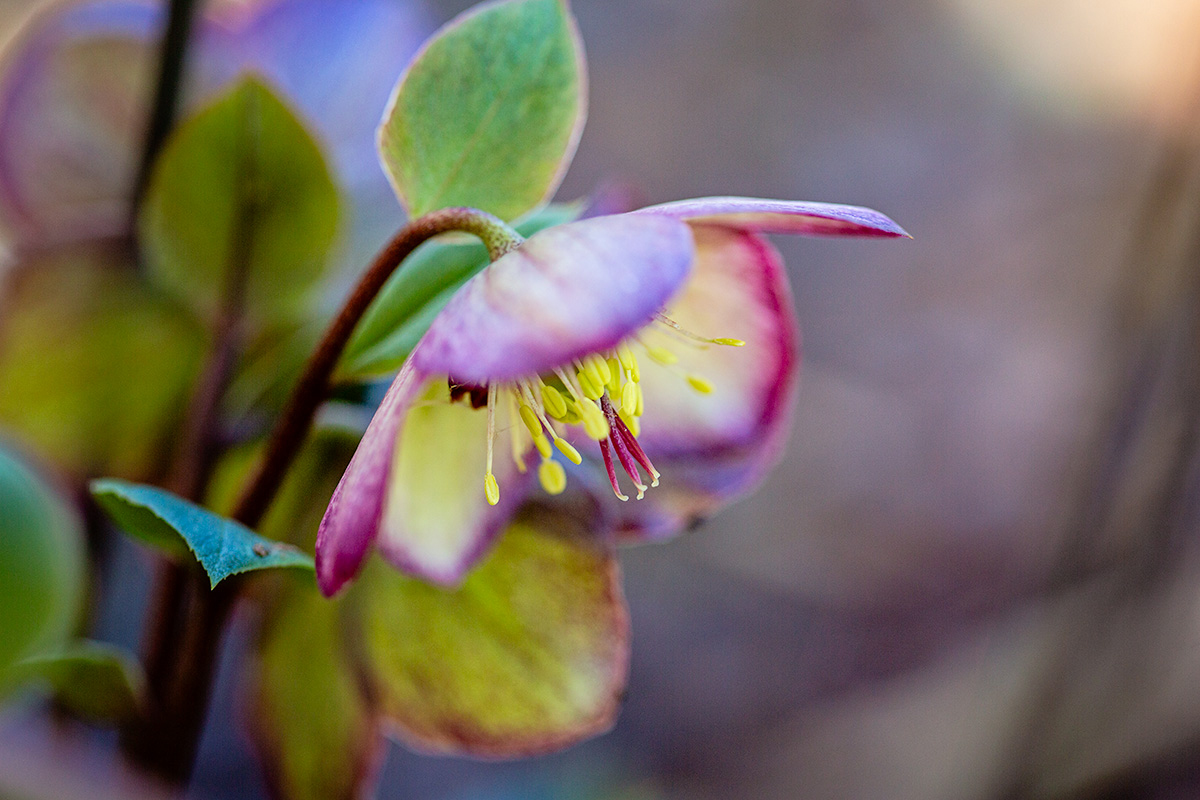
[5,0,1200,798]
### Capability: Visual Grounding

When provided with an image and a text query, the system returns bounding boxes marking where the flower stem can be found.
[124,207,516,787]
[232,206,518,527]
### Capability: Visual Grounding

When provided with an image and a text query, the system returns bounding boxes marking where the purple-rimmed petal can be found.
[0,0,160,244]
[603,224,800,539]
[373,372,526,586]
[414,214,696,383]
[316,361,528,593]
[637,196,911,239]
[316,361,420,596]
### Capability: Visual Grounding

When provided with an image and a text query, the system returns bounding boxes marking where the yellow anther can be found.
[575,401,610,441]
[538,459,567,495]
[687,374,714,395]
[532,433,553,459]
[634,383,644,417]
[581,357,604,391]
[554,437,583,465]
[540,384,568,419]
[619,408,641,438]
[484,472,500,506]
[617,342,636,370]
[584,415,610,441]
[646,345,678,366]
[590,354,612,386]
[616,343,640,383]
[606,357,622,395]
[621,381,638,414]
[712,338,745,347]
[577,369,604,400]
[518,404,543,439]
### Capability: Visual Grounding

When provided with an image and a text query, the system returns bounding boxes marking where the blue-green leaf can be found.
[90,479,313,588]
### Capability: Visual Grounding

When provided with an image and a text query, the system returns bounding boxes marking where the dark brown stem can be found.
[123,83,262,784]
[124,207,513,787]
[130,0,201,218]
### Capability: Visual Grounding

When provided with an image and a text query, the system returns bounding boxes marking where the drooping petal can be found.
[0,1,160,244]
[637,196,911,239]
[414,214,695,383]
[374,375,526,586]
[316,361,422,596]
[603,224,800,539]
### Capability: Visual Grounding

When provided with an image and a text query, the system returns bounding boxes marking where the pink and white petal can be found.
[374,374,527,586]
[637,196,910,239]
[414,214,695,384]
[610,224,800,539]
[637,224,798,455]
[0,1,160,245]
[316,360,423,596]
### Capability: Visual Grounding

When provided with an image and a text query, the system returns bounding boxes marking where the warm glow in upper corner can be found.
[943,0,1200,127]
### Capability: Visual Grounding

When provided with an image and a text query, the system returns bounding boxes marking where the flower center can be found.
[452,316,744,505]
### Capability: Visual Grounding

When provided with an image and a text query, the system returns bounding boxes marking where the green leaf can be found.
[90,479,314,587]
[0,447,85,685]
[139,76,341,324]
[342,202,583,378]
[358,507,628,756]
[0,251,205,480]
[11,641,143,724]
[251,579,381,800]
[379,0,586,221]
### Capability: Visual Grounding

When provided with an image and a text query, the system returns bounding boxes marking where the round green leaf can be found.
[252,581,382,800]
[359,508,629,756]
[379,0,586,221]
[0,447,85,683]
[139,76,341,324]
[0,251,205,480]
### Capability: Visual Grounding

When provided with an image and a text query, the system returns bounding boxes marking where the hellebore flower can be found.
[316,197,908,595]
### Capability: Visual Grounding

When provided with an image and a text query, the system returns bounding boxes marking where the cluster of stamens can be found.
[454,315,744,504]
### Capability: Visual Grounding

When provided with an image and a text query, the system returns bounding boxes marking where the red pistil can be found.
[601,396,646,493]
[608,401,658,480]
[598,436,626,500]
